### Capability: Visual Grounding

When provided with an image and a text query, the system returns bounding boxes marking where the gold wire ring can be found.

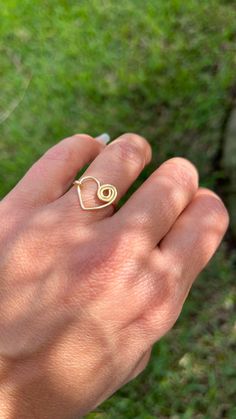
[73,176,117,211]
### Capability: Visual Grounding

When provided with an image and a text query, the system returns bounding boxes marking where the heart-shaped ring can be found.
[73,176,118,211]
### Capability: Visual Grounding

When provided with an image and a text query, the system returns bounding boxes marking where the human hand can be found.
[0,133,229,418]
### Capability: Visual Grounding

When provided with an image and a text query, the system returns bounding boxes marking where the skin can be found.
[0,133,229,418]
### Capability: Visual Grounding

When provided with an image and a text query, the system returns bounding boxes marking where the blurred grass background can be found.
[0,0,236,417]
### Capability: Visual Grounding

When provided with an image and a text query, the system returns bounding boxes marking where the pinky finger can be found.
[159,188,229,292]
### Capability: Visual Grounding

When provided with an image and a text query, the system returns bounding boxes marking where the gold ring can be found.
[73,176,117,211]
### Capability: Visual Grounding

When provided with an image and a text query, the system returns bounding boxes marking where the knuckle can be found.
[162,157,199,192]
[130,350,151,379]
[199,190,229,228]
[120,132,148,147]
[141,259,184,336]
[212,197,229,220]
[141,302,180,340]
[110,133,150,166]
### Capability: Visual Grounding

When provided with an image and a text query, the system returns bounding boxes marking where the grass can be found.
[0,0,236,417]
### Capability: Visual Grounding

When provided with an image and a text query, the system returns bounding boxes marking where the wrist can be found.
[0,355,89,419]
[0,357,47,419]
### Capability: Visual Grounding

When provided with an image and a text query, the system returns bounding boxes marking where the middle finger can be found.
[115,157,199,249]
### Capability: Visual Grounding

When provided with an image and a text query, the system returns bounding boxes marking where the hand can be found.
[0,133,229,418]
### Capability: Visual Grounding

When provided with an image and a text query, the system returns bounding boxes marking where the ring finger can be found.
[57,133,152,222]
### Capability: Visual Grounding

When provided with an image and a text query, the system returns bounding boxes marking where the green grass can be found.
[1,0,236,417]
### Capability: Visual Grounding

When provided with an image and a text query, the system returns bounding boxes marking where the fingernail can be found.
[95,133,110,144]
